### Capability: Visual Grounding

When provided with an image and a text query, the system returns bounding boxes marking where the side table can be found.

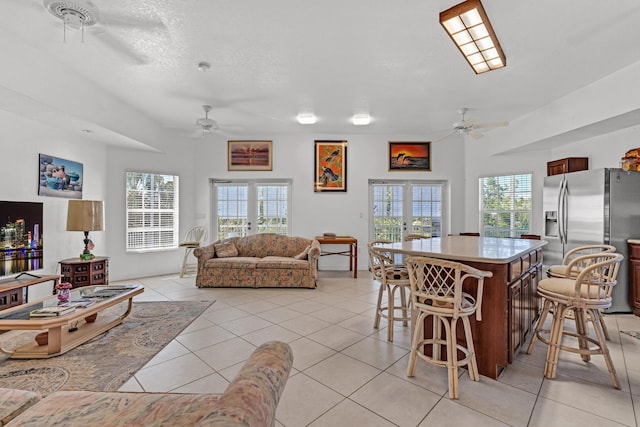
[315,236,358,278]
[59,256,109,288]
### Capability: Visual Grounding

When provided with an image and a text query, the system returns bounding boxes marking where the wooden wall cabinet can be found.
[546,157,589,176]
[629,241,640,316]
[59,257,109,289]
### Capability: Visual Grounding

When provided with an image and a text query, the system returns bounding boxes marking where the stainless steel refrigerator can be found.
[543,168,640,312]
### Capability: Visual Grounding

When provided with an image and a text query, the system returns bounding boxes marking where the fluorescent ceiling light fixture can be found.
[297,113,317,124]
[352,114,371,126]
[439,0,506,74]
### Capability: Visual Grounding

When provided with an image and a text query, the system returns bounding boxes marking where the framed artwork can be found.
[388,141,431,171]
[314,140,347,192]
[228,140,273,171]
[38,154,83,199]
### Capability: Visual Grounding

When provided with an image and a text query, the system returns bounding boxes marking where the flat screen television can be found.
[0,201,44,277]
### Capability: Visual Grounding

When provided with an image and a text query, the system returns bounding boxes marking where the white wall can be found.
[0,112,108,299]
[194,133,467,269]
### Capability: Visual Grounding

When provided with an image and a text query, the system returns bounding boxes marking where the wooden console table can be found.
[0,274,60,309]
[59,257,109,289]
[315,236,358,278]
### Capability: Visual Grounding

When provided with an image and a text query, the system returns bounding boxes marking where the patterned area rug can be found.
[0,300,214,396]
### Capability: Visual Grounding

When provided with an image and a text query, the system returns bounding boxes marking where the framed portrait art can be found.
[388,141,431,171]
[228,140,273,171]
[314,140,347,192]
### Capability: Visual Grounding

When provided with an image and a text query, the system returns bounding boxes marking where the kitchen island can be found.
[378,235,546,379]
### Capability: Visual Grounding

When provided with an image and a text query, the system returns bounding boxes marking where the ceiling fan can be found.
[435,108,509,142]
[42,0,166,64]
[195,105,219,136]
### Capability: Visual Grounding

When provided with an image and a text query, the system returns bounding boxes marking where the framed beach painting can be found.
[388,141,431,171]
[38,154,83,199]
[228,140,273,171]
[314,140,347,192]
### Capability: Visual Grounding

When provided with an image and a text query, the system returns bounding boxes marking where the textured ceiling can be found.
[1,0,639,150]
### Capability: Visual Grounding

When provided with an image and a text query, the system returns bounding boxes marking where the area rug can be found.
[0,300,214,396]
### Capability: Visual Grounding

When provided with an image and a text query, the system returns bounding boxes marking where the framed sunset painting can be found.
[388,141,431,171]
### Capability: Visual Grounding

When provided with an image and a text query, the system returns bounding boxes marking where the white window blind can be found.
[480,173,532,238]
[126,172,179,252]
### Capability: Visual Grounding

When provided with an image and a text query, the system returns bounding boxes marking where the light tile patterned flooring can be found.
[115,271,640,426]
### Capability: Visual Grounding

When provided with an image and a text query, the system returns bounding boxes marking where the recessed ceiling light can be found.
[352,114,371,125]
[297,113,317,124]
[197,61,211,72]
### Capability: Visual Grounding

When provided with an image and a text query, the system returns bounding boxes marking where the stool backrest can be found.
[562,244,616,265]
[184,226,208,245]
[405,256,492,320]
[367,240,394,280]
[569,252,624,301]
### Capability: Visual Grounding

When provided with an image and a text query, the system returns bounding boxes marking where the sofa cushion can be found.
[293,245,311,260]
[0,388,41,426]
[215,241,239,258]
[256,256,310,270]
[234,234,311,258]
[5,391,221,426]
[205,257,259,269]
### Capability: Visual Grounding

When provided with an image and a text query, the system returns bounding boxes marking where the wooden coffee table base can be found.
[0,289,141,359]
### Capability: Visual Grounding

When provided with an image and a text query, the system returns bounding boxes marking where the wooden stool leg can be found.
[589,308,621,389]
[527,297,551,354]
[444,318,457,399]
[374,284,384,329]
[407,311,426,377]
[462,316,479,381]
[596,310,610,340]
[387,285,395,342]
[573,308,591,363]
[400,286,408,326]
[544,303,565,379]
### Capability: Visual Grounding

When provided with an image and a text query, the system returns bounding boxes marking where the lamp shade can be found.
[66,200,104,232]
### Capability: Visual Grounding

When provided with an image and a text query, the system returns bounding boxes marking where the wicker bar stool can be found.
[179,226,208,277]
[368,241,411,342]
[527,252,624,388]
[405,256,492,399]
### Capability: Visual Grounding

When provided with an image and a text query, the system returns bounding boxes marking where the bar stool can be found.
[179,226,208,277]
[368,241,411,342]
[404,234,429,241]
[526,252,624,388]
[404,256,492,399]
[547,244,616,278]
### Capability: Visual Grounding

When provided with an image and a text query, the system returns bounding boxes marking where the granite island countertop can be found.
[377,235,547,264]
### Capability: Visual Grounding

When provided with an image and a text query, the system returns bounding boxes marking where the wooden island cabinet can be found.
[59,256,109,289]
[629,240,640,316]
[378,236,545,379]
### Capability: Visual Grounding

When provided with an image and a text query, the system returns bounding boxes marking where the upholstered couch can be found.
[194,233,320,289]
[0,341,292,427]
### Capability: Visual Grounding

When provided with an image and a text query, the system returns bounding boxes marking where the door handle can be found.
[557,180,564,243]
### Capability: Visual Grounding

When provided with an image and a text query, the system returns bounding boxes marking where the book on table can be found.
[29,306,77,317]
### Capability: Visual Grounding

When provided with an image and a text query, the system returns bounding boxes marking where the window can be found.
[480,173,532,238]
[212,179,291,240]
[369,180,445,242]
[126,172,179,252]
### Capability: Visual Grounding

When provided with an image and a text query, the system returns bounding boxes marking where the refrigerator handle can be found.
[557,179,565,243]
[561,178,569,245]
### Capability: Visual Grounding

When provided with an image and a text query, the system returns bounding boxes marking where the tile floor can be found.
[116,271,640,427]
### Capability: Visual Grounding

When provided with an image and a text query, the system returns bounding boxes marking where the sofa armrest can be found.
[308,239,321,264]
[198,341,293,427]
[194,243,216,261]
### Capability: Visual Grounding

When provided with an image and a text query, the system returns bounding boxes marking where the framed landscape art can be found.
[388,141,431,171]
[228,140,273,171]
[314,140,347,192]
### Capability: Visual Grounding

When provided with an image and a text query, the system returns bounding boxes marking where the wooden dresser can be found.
[629,240,640,316]
[59,256,109,289]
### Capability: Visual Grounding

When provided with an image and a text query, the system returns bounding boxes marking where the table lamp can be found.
[66,200,104,260]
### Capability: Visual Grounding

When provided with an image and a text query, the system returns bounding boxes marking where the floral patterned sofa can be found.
[0,341,292,427]
[194,233,321,289]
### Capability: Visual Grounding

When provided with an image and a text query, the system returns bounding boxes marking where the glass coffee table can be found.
[0,284,144,359]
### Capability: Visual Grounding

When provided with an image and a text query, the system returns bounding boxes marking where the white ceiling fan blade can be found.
[92,30,149,64]
[434,131,457,143]
[475,121,509,129]
[468,130,484,139]
[99,12,168,33]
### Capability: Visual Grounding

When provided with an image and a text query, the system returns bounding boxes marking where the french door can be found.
[211,179,291,241]
[369,180,446,243]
